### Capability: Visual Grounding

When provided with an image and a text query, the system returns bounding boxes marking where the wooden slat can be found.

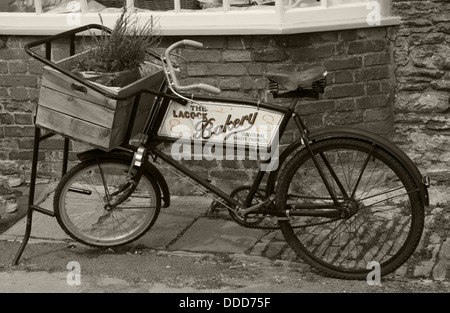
[41,68,122,110]
[36,106,116,150]
[116,69,165,99]
[38,86,130,129]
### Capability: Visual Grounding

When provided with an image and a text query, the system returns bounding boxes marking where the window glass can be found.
[40,0,107,13]
[1,0,367,14]
[134,0,202,11]
[229,0,275,11]
[0,0,35,12]
[328,0,363,5]
[284,0,321,9]
[0,0,113,13]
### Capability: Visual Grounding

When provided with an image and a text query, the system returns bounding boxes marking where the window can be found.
[0,0,400,35]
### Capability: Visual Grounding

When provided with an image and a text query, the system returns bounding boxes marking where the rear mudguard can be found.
[77,149,170,208]
[265,127,430,206]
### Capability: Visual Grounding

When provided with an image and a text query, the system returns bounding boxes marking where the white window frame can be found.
[0,0,400,36]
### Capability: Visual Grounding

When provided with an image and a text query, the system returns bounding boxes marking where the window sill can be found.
[0,3,401,36]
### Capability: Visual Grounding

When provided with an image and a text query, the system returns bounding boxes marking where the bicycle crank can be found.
[227,186,279,229]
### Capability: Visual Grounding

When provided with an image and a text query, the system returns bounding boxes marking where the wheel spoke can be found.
[55,160,160,247]
[277,138,424,278]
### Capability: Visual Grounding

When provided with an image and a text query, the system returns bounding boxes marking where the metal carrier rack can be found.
[11,24,181,265]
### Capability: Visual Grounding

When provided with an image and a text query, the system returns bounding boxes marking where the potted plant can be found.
[73,9,161,88]
[34,9,165,151]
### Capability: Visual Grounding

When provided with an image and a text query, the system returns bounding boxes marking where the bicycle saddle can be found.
[264,66,327,91]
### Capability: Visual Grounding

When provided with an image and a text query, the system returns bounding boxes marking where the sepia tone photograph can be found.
[0,0,449,300]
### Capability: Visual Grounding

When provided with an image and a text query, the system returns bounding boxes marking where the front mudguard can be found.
[265,127,430,207]
[76,148,171,208]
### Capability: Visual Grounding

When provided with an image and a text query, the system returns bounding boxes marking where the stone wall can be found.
[391,0,450,200]
[0,24,398,195]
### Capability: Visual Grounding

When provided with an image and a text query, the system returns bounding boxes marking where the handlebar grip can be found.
[198,83,221,95]
[182,40,203,48]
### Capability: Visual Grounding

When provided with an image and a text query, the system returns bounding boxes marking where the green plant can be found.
[76,9,161,73]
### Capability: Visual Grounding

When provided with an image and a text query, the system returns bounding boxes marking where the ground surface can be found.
[1,240,449,294]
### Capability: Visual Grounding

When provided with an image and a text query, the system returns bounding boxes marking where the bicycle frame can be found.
[132,88,345,219]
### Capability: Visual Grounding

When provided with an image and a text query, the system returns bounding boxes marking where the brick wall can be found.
[391,0,450,197]
[0,27,395,195]
[166,28,395,194]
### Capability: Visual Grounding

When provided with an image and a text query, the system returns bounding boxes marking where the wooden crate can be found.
[35,54,165,151]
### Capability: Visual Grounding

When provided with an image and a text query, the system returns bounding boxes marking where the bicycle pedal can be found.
[207,200,225,213]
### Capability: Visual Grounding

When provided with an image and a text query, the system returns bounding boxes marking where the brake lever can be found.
[169,52,188,64]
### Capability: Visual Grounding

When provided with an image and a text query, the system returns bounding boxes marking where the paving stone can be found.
[429,233,441,244]
[230,253,272,265]
[394,264,408,277]
[169,218,265,254]
[7,176,23,188]
[134,213,196,249]
[280,247,300,262]
[413,260,434,278]
[249,230,278,256]
[1,193,70,242]
[432,239,450,281]
[264,241,286,259]
[5,201,18,213]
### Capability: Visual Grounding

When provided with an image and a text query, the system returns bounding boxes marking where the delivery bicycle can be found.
[16,24,430,280]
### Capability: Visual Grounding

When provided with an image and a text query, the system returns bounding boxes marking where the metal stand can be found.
[10,23,172,265]
[12,127,70,265]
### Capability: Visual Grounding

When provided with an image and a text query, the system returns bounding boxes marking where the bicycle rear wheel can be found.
[54,158,161,248]
[276,138,424,279]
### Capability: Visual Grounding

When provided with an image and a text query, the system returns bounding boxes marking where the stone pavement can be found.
[1,182,450,281]
[0,183,293,262]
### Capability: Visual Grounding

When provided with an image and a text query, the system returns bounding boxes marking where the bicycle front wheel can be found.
[276,137,424,279]
[54,158,161,248]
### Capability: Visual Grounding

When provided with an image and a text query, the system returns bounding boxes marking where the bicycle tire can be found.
[275,137,424,279]
[54,158,161,248]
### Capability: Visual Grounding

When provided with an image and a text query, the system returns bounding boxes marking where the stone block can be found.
[298,100,335,115]
[324,57,362,71]
[13,113,32,125]
[357,94,391,110]
[292,44,335,61]
[364,107,391,122]
[9,87,29,102]
[348,39,386,54]
[181,49,221,62]
[355,65,391,81]
[0,74,37,88]
[254,48,289,62]
[4,126,35,138]
[223,50,252,62]
[0,113,14,125]
[396,91,450,113]
[8,62,27,74]
[325,83,365,99]
[333,71,354,84]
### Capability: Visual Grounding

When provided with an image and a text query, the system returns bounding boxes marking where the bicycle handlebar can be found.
[164,40,221,95]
